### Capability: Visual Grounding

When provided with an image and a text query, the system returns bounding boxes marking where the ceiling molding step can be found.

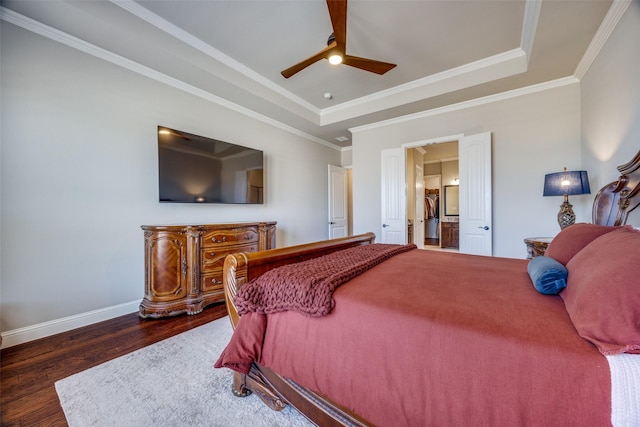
[520,0,542,65]
[350,76,579,135]
[111,0,321,122]
[574,0,632,79]
[321,48,528,126]
[0,6,340,151]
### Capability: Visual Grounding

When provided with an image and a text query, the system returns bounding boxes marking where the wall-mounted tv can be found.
[158,126,264,204]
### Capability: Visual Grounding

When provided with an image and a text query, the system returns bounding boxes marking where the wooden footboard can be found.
[222,232,376,329]
[221,232,376,427]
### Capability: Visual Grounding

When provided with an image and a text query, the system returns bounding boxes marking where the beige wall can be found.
[1,24,340,339]
[581,1,640,227]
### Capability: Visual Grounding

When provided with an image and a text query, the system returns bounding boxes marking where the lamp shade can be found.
[543,170,591,196]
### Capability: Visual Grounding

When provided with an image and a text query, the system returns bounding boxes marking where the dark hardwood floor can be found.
[1,303,227,426]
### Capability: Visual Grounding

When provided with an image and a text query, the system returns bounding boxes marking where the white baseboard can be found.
[0,300,140,349]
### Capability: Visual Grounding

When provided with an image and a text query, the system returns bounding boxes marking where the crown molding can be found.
[0,7,340,151]
[321,48,527,126]
[574,0,632,79]
[111,0,321,119]
[440,157,459,163]
[350,76,580,134]
[520,0,542,65]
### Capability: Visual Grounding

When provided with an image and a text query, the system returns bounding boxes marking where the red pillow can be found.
[545,223,618,265]
[561,226,640,355]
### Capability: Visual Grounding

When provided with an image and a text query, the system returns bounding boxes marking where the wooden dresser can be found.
[139,221,276,318]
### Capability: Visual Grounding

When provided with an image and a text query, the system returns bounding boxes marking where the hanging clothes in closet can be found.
[425,189,440,240]
[425,189,439,219]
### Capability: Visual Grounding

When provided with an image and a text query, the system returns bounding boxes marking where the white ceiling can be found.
[2,0,617,149]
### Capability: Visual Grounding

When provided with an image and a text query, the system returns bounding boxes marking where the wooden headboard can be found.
[592,150,640,226]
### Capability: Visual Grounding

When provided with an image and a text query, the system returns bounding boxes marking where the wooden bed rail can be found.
[222,232,376,330]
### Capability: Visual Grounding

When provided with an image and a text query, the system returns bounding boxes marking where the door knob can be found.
[382,224,390,228]
[478,226,490,230]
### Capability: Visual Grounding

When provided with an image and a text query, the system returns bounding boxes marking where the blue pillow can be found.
[527,255,568,295]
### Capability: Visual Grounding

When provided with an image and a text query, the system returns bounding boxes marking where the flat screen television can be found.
[157,126,264,204]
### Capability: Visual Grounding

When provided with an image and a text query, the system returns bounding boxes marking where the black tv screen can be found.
[158,126,264,204]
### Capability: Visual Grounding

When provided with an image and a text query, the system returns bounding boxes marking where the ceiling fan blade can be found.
[342,55,397,75]
[326,0,347,52]
[281,43,336,78]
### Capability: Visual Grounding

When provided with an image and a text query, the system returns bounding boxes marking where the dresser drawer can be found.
[200,243,258,268]
[201,228,259,248]
[201,271,225,293]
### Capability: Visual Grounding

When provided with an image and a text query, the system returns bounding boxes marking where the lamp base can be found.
[557,196,575,229]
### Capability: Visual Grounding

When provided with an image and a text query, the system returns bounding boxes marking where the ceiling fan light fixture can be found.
[328,54,343,65]
[280,0,396,78]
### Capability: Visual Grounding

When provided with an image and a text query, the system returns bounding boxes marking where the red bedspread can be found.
[216,250,611,426]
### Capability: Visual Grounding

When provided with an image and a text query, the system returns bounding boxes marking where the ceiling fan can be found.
[281,0,397,79]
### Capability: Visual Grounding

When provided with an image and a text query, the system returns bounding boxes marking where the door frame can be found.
[402,134,492,253]
[403,135,463,247]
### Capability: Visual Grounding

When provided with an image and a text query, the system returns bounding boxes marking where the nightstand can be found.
[524,237,553,259]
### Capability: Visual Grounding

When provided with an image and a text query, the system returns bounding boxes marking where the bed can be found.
[215,151,640,426]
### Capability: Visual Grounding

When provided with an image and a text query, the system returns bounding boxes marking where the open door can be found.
[459,132,492,255]
[328,165,348,238]
[380,148,407,243]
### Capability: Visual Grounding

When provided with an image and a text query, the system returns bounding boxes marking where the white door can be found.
[380,148,407,243]
[414,163,425,249]
[328,164,348,238]
[459,132,492,255]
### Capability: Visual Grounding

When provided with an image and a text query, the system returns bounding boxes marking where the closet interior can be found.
[425,189,440,246]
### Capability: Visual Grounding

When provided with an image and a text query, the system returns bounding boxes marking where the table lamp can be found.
[543,168,591,229]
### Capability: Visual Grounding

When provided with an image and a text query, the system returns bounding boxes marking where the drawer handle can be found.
[211,236,227,243]
[210,278,222,285]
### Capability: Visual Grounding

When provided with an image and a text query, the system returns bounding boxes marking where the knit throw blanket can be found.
[234,243,416,317]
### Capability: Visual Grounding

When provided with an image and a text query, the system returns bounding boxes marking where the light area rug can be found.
[55,316,312,427]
